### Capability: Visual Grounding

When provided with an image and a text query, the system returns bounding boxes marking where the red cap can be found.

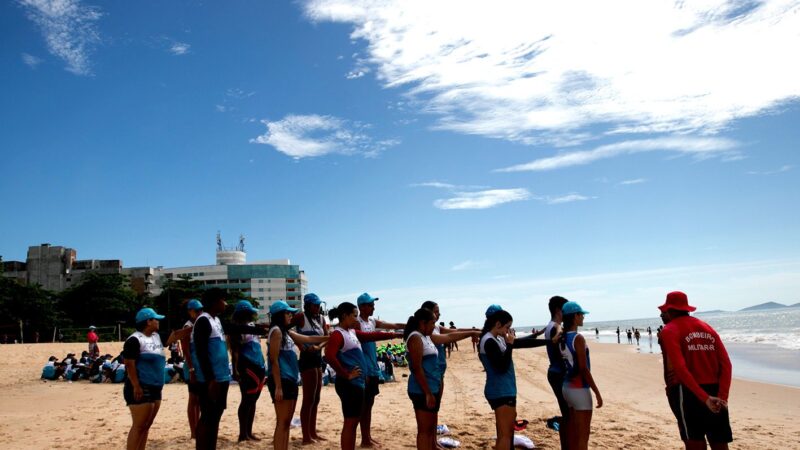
[658,291,696,312]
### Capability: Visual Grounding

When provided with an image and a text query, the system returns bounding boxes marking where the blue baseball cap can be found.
[485,304,503,317]
[304,293,322,305]
[269,300,299,315]
[561,301,589,316]
[186,299,203,311]
[135,307,165,323]
[357,292,379,305]
[235,300,259,315]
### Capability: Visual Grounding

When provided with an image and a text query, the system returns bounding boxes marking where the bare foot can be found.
[302,438,317,445]
[237,435,249,442]
[311,434,327,441]
[360,439,381,448]
[248,434,261,441]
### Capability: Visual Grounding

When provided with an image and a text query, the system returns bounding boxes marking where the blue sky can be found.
[2,0,799,326]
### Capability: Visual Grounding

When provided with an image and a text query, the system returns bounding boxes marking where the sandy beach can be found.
[1,340,798,449]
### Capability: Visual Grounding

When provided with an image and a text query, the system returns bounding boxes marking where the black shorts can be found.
[187,380,203,395]
[238,363,266,396]
[266,376,299,402]
[409,390,442,413]
[365,375,380,399]
[123,380,163,405]
[197,381,230,413]
[335,378,365,418]
[298,351,323,372]
[667,384,733,443]
[487,396,517,410]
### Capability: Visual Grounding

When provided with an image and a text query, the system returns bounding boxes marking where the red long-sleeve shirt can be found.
[324,328,398,379]
[660,315,732,402]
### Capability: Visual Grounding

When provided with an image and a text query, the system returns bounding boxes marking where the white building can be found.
[153,248,307,320]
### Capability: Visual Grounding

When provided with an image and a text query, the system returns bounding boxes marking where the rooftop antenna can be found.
[216,231,223,252]
[238,234,245,252]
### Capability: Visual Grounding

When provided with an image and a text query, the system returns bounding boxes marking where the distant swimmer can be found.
[658,291,733,450]
[559,302,602,450]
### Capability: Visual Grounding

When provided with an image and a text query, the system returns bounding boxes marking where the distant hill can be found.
[696,309,726,315]
[740,302,789,312]
[791,303,800,308]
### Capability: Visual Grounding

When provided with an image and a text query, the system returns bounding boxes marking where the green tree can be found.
[151,275,204,331]
[0,277,62,341]
[59,272,140,332]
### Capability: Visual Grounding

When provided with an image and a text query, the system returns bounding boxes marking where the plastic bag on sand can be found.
[438,437,460,448]
[290,417,301,428]
[514,434,535,449]
[437,424,451,435]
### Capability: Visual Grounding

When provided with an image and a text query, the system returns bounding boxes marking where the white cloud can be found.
[434,188,531,210]
[545,193,591,204]
[251,114,399,159]
[215,104,230,113]
[411,181,457,189]
[170,42,191,55]
[226,88,255,99]
[303,0,800,144]
[495,136,739,172]
[20,0,102,75]
[620,178,647,185]
[747,165,793,175]
[451,260,478,271]
[21,52,43,68]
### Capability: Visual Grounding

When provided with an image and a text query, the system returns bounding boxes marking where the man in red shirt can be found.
[659,291,733,450]
[87,326,100,359]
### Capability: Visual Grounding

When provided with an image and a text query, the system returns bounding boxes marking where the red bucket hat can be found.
[658,291,697,312]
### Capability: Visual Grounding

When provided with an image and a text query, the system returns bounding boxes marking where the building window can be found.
[258,288,264,292]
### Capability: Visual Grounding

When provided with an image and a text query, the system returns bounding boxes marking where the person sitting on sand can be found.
[478,305,548,450]
[324,302,399,450]
[559,301,602,450]
[658,291,732,450]
[406,308,478,450]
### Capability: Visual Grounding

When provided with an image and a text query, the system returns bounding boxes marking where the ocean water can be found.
[520,307,800,387]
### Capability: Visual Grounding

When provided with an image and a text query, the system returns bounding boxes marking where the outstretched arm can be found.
[431,330,479,345]
[288,330,328,346]
[355,330,401,343]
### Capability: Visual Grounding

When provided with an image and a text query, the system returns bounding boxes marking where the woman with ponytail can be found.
[559,301,602,450]
[405,308,479,449]
[266,301,328,450]
[478,305,547,450]
[324,302,401,450]
[293,293,329,444]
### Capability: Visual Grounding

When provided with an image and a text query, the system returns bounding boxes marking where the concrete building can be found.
[2,238,307,319]
[153,246,307,320]
[1,244,124,292]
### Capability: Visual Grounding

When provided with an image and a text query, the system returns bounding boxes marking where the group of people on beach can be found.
[118,288,733,450]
